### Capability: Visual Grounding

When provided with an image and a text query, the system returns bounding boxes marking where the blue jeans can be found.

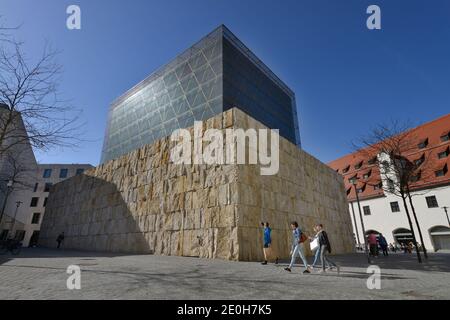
[312,246,330,268]
[320,245,337,271]
[289,243,309,270]
[311,246,321,267]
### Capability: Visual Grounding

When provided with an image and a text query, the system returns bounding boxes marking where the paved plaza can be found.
[1,248,450,299]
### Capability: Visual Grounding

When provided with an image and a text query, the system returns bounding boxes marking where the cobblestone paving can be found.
[1,248,449,299]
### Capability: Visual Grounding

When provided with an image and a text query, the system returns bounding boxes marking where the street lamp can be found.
[442,206,450,227]
[0,179,14,225]
[9,201,22,239]
[351,178,371,264]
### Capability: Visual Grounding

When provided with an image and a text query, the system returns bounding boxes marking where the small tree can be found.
[356,120,431,263]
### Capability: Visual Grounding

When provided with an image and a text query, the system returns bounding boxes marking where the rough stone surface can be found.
[39,108,354,261]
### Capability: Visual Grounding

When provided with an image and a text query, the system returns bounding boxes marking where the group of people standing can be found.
[367,232,419,256]
[260,221,340,274]
[368,232,389,257]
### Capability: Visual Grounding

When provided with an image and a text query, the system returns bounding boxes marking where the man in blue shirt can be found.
[261,222,278,265]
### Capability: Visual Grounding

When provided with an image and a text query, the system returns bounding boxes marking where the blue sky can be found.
[2,0,450,165]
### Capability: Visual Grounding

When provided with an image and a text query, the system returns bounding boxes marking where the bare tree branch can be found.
[0,34,85,155]
[353,119,431,262]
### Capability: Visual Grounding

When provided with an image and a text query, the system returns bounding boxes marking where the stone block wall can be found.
[39,108,354,260]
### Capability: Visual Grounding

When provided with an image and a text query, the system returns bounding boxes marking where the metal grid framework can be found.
[101,25,301,163]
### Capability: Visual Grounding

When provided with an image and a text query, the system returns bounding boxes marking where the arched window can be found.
[429,226,450,252]
[392,228,413,245]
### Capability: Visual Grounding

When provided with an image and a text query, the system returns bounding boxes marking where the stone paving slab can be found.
[0,248,449,299]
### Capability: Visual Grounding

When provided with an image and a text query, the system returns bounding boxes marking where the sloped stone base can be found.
[39,108,354,260]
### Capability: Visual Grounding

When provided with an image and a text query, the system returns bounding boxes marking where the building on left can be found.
[0,103,93,247]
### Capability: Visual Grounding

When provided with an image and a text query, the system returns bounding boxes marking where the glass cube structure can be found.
[100,25,300,163]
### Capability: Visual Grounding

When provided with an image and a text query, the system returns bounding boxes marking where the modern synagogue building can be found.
[40,25,354,261]
[101,25,300,163]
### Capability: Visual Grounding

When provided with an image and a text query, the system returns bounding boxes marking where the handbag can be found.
[300,233,308,243]
[310,237,319,252]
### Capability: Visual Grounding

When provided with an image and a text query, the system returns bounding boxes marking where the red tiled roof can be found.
[328,113,450,201]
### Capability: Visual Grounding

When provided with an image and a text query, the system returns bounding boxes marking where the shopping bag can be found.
[310,238,319,252]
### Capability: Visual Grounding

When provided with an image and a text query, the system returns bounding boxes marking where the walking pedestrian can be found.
[260,222,278,265]
[317,224,340,274]
[284,222,311,274]
[309,225,329,270]
[368,232,378,257]
[56,232,65,249]
[379,233,388,256]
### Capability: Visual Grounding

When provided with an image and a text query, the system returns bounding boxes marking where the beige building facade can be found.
[39,109,354,261]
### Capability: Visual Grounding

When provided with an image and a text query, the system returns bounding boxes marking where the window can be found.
[373,182,382,190]
[43,169,52,178]
[357,184,366,193]
[410,171,421,182]
[30,197,39,207]
[414,154,425,166]
[363,206,371,216]
[435,164,448,177]
[346,187,352,195]
[44,183,53,192]
[59,168,69,178]
[43,197,48,207]
[342,165,350,173]
[33,183,39,192]
[76,168,85,175]
[418,138,428,149]
[390,202,400,212]
[438,147,449,159]
[354,161,363,170]
[425,196,439,208]
[348,175,358,184]
[14,230,25,241]
[31,213,41,224]
[368,157,377,165]
[363,170,372,180]
[440,132,450,142]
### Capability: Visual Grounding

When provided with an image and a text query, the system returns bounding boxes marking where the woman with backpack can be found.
[284,221,311,274]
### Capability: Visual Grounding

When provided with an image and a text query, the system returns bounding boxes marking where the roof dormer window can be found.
[348,174,358,184]
[363,170,372,180]
[367,157,377,165]
[438,147,449,159]
[373,182,382,190]
[418,138,428,149]
[435,164,448,177]
[414,154,425,166]
[410,170,421,182]
[440,131,450,142]
[342,165,350,173]
[356,184,366,193]
[354,161,363,170]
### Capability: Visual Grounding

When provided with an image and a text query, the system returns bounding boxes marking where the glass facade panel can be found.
[101,25,300,163]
